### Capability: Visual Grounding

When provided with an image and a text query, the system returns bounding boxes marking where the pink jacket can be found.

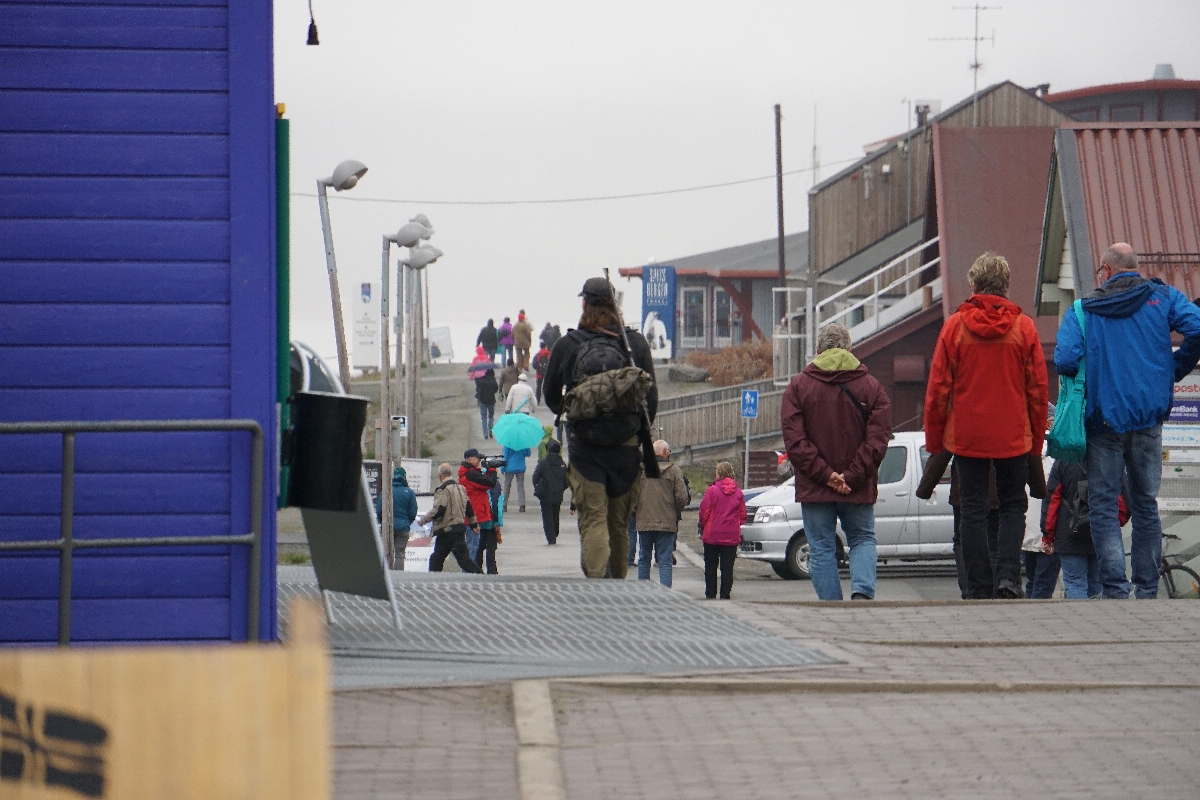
[699,478,746,546]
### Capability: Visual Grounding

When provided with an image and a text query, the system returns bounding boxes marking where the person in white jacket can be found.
[504,374,537,415]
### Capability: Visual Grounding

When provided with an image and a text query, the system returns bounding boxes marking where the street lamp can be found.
[399,245,443,458]
[317,158,368,391]
[379,216,434,564]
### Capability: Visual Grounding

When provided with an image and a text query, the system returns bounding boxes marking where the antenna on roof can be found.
[930,3,1001,126]
[811,104,820,187]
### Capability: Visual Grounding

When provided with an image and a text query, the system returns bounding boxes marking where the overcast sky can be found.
[273,0,1199,368]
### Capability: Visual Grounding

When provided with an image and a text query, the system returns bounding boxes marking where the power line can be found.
[289,157,859,207]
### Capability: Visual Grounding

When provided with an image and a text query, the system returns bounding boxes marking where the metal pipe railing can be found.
[0,419,264,646]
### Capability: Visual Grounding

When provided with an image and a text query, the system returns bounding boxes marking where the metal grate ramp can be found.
[278,569,839,687]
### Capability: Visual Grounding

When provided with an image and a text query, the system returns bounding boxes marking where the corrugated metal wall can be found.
[0,1,278,642]
[1071,124,1200,298]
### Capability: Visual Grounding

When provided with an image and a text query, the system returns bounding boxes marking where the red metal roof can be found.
[1067,123,1200,296]
[1043,79,1200,104]
[930,125,1059,317]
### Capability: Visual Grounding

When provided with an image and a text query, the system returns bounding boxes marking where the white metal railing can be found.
[772,237,942,387]
[816,237,940,335]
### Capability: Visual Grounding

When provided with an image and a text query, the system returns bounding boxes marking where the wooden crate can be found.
[0,601,328,800]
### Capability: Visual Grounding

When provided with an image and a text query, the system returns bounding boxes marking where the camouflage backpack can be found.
[562,331,651,444]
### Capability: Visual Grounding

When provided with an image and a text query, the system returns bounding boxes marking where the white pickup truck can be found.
[739,431,1041,580]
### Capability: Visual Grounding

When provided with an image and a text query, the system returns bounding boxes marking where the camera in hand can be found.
[480,455,507,470]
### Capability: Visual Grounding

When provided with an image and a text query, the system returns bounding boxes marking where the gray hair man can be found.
[782,322,892,600]
[1054,242,1200,598]
[632,440,690,587]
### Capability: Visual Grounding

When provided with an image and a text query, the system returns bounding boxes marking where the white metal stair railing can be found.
[773,237,941,387]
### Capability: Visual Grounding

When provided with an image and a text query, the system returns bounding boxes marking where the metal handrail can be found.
[817,236,940,313]
[0,419,264,646]
[657,377,777,413]
[820,257,941,332]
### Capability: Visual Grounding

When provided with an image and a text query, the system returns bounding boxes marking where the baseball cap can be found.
[578,277,615,304]
[464,448,482,459]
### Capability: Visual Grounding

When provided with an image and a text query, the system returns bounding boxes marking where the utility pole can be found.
[930,3,1000,126]
[774,104,786,294]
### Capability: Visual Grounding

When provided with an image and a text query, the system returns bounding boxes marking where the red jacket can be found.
[924,294,1048,459]
[458,463,497,524]
[781,355,892,504]
[698,478,745,546]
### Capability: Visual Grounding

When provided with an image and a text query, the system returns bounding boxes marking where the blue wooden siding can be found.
[0,1,277,642]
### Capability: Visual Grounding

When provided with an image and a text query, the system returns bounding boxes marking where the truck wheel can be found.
[771,561,800,580]
[785,532,811,580]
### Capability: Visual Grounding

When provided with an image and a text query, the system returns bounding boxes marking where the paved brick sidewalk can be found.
[332,599,1200,799]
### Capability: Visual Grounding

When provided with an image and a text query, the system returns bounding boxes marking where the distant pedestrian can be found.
[1054,243,1200,598]
[698,462,744,600]
[476,319,499,363]
[543,276,658,579]
[532,440,568,544]
[512,311,534,371]
[373,466,418,570]
[476,481,504,574]
[501,444,529,513]
[539,322,557,350]
[499,359,520,400]
[634,440,690,587]
[925,253,1048,599]
[504,373,537,414]
[418,463,483,573]
[499,317,514,365]
[459,449,499,550]
[532,344,551,402]
[475,368,498,440]
[782,322,891,601]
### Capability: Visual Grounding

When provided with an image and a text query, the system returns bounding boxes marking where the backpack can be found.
[561,331,652,446]
[1067,478,1091,536]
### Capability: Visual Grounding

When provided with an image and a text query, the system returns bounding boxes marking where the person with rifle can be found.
[543,276,658,579]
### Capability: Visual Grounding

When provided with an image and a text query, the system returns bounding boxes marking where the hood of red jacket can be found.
[958,294,1020,338]
[716,476,739,495]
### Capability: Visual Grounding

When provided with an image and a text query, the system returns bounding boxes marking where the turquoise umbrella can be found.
[491,412,545,451]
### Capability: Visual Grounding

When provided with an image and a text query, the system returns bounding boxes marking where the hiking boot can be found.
[851,592,873,600]
[996,580,1023,599]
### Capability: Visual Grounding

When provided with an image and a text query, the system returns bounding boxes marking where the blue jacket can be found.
[502,445,530,474]
[373,467,419,532]
[1054,273,1200,434]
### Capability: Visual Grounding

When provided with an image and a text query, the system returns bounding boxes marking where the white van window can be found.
[878,446,908,485]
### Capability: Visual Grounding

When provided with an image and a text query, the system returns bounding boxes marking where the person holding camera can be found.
[459,449,499,565]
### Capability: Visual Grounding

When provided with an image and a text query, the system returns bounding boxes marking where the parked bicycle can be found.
[1159,532,1200,599]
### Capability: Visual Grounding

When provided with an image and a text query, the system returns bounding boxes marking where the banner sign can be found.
[352,282,378,370]
[641,265,676,360]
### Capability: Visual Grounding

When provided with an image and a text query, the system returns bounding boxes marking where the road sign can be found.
[741,389,759,419]
[392,415,408,438]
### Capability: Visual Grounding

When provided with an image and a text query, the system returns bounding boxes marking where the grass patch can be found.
[685,340,773,386]
[279,552,310,565]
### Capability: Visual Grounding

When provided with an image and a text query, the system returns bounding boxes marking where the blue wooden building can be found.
[0,1,279,642]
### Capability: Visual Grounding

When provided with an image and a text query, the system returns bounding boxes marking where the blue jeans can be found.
[800,502,876,600]
[478,402,495,438]
[1023,551,1060,599]
[1087,425,1162,598]
[1059,553,1101,599]
[637,531,676,586]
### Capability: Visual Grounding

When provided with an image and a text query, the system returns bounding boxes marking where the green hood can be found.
[812,348,860,371]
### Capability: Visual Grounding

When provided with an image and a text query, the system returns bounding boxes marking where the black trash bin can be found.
[287,391,370,512]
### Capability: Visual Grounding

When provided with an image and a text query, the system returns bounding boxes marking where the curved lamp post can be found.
[399,245,443,458]
[317,159,368,392]
[379,217,434,562]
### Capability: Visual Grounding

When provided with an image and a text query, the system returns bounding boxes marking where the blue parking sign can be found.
[741,389,759,419]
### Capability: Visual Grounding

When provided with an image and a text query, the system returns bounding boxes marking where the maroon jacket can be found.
[781,358,892,504]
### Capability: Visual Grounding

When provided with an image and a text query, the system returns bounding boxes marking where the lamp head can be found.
[322,159,368,191]
[400,245,443,270]
[387,220,433,248]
